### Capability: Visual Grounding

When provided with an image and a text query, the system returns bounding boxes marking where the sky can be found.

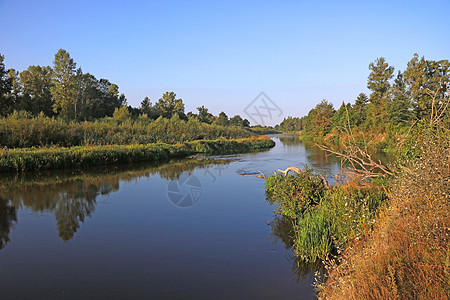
[1,0,449,125]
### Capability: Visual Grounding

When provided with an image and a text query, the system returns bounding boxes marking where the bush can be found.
[265,167,388,262]
[265,167,325,219]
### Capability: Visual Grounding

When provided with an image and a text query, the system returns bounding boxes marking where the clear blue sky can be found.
[1,0,449,125]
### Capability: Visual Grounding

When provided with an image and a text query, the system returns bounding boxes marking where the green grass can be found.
[0,112,253,148]
[0,136,275,172]
[265,168,388,262]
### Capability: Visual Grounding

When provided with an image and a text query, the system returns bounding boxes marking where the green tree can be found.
[229,115,245,127]
[157,91,185,118]
[20,65,54,116]
[196,105,213,124]
[51,49,78,119]
[113,105,131,122]
[366,57,394,130]
[6,68,22,111]
[0,54,13,116]
[331,102,353,130]
[388,71,414,126]
[403,54,450,120]
[308,100,335,137]
[140,96,158,119]
[353,93,368,126]
[140,96,151,112]
[216,111,229,126]
[278,116,302,132]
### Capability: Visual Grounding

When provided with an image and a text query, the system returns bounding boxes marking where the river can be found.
[0,134,341,299]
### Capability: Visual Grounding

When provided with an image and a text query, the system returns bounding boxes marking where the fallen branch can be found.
[276,166,329,187]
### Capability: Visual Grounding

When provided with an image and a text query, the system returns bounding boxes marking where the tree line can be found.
[276,54,449,137]
[0,49,250,127]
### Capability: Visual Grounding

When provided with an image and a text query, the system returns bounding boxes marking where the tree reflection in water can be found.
[0,196,17,249]
[0,158,235,244]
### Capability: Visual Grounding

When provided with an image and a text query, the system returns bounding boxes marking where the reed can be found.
[0,136,275,172]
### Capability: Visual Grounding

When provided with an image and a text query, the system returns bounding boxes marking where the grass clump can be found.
[265,169,388,262]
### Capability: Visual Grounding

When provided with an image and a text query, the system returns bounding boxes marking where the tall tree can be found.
[331,101,353,129]
[0,54,13,116]
[389,71,414,126]
[403,54,450,120]
[196,105,213,124]
[20,65,54,116]
[51,49,77,119]
[353,93,368,126]
[140,96,158,119]
[367,57,394,129]
[216,111,229,126]
[305,99,335,137]
[156,91,185,118]
[7,69,22,111]
[229,115,245,127]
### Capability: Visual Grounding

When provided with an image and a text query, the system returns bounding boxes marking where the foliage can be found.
[0,136,274,172]
[265,168,387,262]
[265,167,325,219]
[301,100,335,137]
[276,116,303,132]
[0,53,13,116]
[249,125,280,134]
[0,112,256,148]
[319,126,450,299]
[51,49,78,119]
[113,105,131,122]
[156,91,185,119]
[215,111,229,126]
[285,54,449,150]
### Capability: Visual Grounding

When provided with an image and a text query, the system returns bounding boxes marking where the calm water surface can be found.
[0,134,340,299]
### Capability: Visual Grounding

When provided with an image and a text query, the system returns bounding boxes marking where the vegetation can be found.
[0,136,274,172]
[269,54,449,298]
[266,169,387,262]
[0,49,252,129]
[318,127,449,299]
[0,111,255,148]
[276,54,449,152]
[0,50,270,171]
[248,125,281,135]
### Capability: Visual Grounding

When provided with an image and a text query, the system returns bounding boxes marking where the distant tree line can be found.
[276,54,449,137]
[0,49,250,128]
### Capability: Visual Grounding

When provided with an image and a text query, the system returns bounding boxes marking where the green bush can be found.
[265,166,388,262]
[265,167,325,219]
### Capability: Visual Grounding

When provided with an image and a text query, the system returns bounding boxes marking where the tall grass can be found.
[265,169,387,262]
[318,129,450,299]
[0,136,275,172]
[0,112,253,148]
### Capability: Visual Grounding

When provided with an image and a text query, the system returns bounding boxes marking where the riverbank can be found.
[265,168,388,262]
[0,136,275,172]
[265,127,449,299]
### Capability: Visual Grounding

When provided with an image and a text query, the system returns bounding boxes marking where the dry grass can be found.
[318,130,450,299]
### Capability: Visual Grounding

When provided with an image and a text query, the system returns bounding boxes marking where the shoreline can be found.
[0,136,275,173]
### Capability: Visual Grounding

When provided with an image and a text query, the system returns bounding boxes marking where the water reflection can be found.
[0,197,17,249]
[269,214,326,282]
[0,158,236,243]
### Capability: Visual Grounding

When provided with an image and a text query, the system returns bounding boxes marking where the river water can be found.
[0,134,340,299]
